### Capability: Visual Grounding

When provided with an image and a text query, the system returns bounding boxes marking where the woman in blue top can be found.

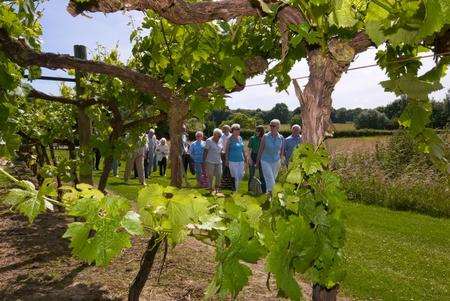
[256,119,285,194]
[224,123,247,191]
[189,131,206,186]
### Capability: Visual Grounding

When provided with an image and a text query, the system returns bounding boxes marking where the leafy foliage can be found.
[61,184,143,266]
[3,173,56,223]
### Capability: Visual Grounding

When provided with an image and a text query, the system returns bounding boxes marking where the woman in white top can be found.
[156,138,170,176]
[203,128,224,195]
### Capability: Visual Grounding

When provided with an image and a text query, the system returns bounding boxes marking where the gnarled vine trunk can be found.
[294,45,355,146]
[294,40,370,301]
[168,101,189,188]
[98,154,113,192]
[128,234,161,301]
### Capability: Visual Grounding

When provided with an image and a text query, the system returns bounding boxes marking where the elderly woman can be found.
[189,131,206,186]
[203,128,223,195]
[256,119,285,195]
[284,124,302,165]
[156,138,169,176]
[225,124,247,192]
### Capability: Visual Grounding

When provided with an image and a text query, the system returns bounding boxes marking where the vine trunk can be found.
[128,234,161,301]
[168,101,189,188]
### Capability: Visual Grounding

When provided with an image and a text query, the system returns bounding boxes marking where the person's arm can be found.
[256,136,265,168]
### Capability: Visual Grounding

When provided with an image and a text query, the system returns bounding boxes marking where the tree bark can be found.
[168,101,189,188]
[40,144,51,165]
[98,154,113,192]
[128,234,161,301]
[295,38,370,146]
[312,284,339,301]
[67,0,260,24]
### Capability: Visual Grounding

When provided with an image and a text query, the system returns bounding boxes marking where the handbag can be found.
[249,169,263,195]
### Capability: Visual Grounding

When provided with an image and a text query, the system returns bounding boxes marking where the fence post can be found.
[74,45,93,185]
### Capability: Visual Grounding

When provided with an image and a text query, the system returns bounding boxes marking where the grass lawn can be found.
[94,169,450,301]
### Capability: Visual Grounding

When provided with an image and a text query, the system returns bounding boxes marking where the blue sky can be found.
[31,1,450,110]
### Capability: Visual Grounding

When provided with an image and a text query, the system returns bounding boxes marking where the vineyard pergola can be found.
[1,1,449,301]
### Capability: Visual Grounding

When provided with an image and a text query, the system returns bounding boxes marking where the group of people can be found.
[120,120,303,195]
[122,130,172,185]
[185,120,302,196]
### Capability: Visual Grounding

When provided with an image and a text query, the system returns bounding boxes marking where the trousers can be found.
[261,160,281,192]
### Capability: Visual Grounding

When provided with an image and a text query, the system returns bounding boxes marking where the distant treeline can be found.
[202,90,449,131]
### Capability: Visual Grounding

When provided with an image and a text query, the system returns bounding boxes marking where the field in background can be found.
[279,123,356,132]
[326,136,387,156]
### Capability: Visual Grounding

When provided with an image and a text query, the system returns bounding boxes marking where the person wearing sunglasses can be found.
[256,119,285,196]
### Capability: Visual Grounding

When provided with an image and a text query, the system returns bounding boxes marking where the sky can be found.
[31,1,450,111]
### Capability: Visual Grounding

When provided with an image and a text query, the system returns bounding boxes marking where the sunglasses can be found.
[270,124,277,127]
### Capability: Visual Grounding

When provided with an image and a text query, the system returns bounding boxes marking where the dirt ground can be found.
[0,206,352,301]
[0,159,350,301]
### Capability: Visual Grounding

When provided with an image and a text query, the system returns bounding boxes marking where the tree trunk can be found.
[98,154,113,192]
[294,45,356,146]
[40,144,51,165]
[34,144,45,167]
[77,106,93,185]
[168,101,189,188]
[312,284,339,301]
[293,44,359,301]
[128,234,161,301]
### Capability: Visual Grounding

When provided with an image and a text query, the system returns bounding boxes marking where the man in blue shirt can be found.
[189,131,206,186]
[284,124,302,165]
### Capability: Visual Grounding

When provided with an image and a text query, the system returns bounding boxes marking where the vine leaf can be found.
[2,178,56,223]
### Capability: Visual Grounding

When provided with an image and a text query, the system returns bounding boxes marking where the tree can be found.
[377,95,408,120]
[430,99,449,128]
[222,112,258,129]
[267,102,291,124]
[354,109,392,129]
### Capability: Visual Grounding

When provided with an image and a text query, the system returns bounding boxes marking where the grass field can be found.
[92,168,450,301]
[325,136,388,156]
[279,123,356,132]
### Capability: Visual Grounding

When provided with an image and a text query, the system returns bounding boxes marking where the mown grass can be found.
[92,169,450,301]
[342,202,450,300]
